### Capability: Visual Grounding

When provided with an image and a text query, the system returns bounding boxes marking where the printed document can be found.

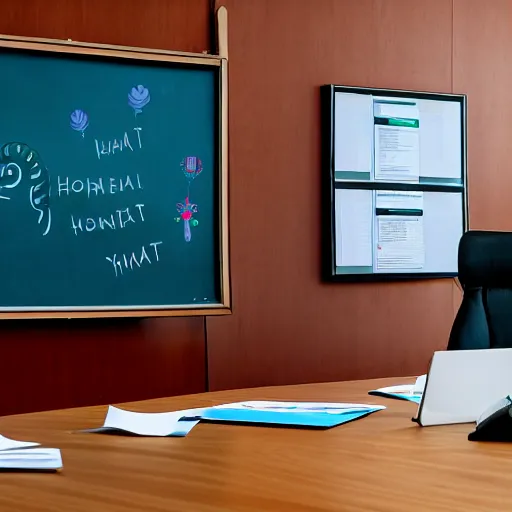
[374,99,420,182]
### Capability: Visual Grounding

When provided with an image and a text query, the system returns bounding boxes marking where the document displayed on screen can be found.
[334,189,462,275]
[375,190,423,211]
[327,86,465,280]
[376,217,424,270]
[332,91,463,183]
[421,192,463,272]
[334,93,373,174]
[335,189,373,267]
[375,191,425,270]
[374,99,420,182]
[417,99,462,180]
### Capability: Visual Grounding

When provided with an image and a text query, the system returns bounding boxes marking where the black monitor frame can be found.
[321,84,468,283]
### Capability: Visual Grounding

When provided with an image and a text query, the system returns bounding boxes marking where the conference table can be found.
[0,377,511,511]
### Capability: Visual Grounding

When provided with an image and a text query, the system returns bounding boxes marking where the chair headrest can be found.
[459,230,512,288]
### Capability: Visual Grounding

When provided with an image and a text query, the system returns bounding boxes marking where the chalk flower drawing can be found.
[176,197,198,243]
[70,109,89,138]
[175,156,203,242]
[128,85,151,116]
[181,156,202,185]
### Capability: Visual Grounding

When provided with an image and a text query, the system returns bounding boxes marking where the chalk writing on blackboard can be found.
[71,203,146,236]
[0,82,207,282]
[0,142,52,236]
[57,174,143,197]
[106,241,162,277]
[0,39,224,312]
[95,128,143,159]
[65,90,164,277]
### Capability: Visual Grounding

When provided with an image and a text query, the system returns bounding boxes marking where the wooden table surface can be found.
[0,377,511,512]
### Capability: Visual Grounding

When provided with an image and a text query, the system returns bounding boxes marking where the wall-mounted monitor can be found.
[321,85,467,282]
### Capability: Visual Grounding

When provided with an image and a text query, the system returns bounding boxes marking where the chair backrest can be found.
[448,231,512,350]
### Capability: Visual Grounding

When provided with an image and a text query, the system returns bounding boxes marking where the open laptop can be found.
[413,348,512,427]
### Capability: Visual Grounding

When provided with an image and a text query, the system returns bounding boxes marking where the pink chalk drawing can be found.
[176,196,198,242]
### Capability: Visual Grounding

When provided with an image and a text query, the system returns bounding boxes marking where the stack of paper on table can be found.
[0,434,62,471]
[368,375,426,404]
[84,405,205,437]
[200,401,385,428]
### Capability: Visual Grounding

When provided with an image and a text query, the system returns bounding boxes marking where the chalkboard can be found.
[0,37,229,318]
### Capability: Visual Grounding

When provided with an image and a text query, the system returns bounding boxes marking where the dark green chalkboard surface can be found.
[0,38,229,317]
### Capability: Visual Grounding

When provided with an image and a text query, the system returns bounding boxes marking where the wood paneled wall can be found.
[2,0,511,411]
[0,0,211,416]
[453,0,512,230]
[206,0,512,391]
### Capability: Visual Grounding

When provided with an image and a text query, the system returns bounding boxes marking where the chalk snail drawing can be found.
[0,143,52,236]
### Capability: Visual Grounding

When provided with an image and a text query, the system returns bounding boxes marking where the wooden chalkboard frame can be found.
[0,7,230,319]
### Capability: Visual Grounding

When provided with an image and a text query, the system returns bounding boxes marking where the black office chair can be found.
[448,230,512,350]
